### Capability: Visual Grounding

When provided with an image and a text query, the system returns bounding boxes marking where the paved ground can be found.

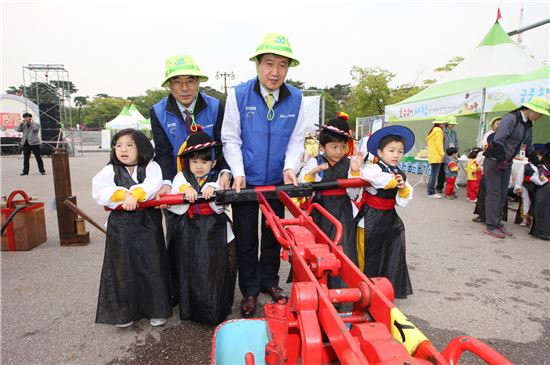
[1,152,549,364]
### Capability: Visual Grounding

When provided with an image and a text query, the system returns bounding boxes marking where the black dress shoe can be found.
[261,286,286,302]
[40,171,46,175]
[240,296,257,318]
[20,172,28,176]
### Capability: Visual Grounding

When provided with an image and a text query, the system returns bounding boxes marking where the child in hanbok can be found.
[529,144,550,240]
[299,112,359,288]
[92,129,172,328]
[168,131,236,325]
[351,126,415,299]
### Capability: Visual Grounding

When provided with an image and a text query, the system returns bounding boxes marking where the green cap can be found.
[433,115,447,124]
[522,97,550,116]
[162,55,208,87]
[446,116,458,125]
[249,33,299,67]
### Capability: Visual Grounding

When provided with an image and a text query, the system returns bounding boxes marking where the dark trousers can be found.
[427,163,444,195]
[22,143,45,173]
[437,163,446,191]
[483,158,512,230]
[232,195,284,297]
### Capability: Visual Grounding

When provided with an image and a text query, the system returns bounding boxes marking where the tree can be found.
[434,56,464,74]
[80,97,127,128]
[388,83,427,105]
[74,96,89,106]
[201,86,226,104]
[322,92,340,125]
[286,79,306,90]
[6,80,78,105]
[95,93,110,98]
[6,82,60,104]
[131,89,170,118]
[346,66,395,117]
[325,84,351,105]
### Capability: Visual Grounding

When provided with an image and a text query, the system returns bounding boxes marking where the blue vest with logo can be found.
[235,79,302,186]
[153,93,219,172]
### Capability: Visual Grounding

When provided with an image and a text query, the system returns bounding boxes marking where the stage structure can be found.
[22,64,74,154]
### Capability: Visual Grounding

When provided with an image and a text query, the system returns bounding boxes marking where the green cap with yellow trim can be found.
[522,97,550,116]
[249,33,300,67]
[162,55,208,87]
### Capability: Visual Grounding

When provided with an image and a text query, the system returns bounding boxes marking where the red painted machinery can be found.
[210,179,513,365]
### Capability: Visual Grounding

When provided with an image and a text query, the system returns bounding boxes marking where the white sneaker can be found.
[428,194,442,199]
[115,321,134,328]
[150,318,166,327]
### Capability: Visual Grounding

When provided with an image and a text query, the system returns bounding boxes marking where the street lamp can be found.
[216,71,235,96]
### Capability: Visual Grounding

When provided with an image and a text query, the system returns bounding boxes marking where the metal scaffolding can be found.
[21,64,73,128]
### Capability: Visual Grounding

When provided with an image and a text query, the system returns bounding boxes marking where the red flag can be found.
[496,8,502,22]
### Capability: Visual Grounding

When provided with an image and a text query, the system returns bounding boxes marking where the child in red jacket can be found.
[465,148,483,202]
[445,147,459,199]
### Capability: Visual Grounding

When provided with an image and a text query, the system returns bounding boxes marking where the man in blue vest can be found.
[150,54,228,194]
[222,33,306,317]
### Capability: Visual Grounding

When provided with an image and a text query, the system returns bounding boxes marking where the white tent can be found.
[105,106,137,130]
[105,105,151,130]
[385,21,542,122]
[384,20,549,147]
[128,104,146,121]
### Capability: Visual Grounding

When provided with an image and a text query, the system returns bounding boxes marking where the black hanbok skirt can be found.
[530,183,550,239]
[96,209,172,324]
[172,212,236,325]
[361,205,412,299]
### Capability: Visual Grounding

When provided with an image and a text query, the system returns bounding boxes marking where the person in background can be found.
[221,32,306,317]
[529,143,550,240]
[17,113,45,176]
[513,146,545,227]
[482,116,501,148]
[465,147,483,203]
[444,116,459,151]
[482,97,549,239]
[444,147,459,199]
[472,117,502,222]
[426,116,446,198]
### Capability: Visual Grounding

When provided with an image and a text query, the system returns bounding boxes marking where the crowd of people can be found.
[88,31,549,329]
[424,101,549,240]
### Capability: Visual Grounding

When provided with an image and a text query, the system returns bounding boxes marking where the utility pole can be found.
[216,71,235,95]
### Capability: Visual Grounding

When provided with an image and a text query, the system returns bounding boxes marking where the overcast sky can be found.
[2,0,548,100]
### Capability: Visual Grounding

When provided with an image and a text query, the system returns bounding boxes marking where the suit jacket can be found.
[16,121,41,145]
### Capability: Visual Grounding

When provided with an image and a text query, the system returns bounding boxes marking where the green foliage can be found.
[286,79,305,90]
[346,66,395,117]
[434,56,464,74]
[388,83,427,105]
[325,84,351,105]
[322,92,339,125]
[201,86,226,104]
[80,97,128,128]
[74,96,89,106]
[130,89,170,118]
[6,81,66,104]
